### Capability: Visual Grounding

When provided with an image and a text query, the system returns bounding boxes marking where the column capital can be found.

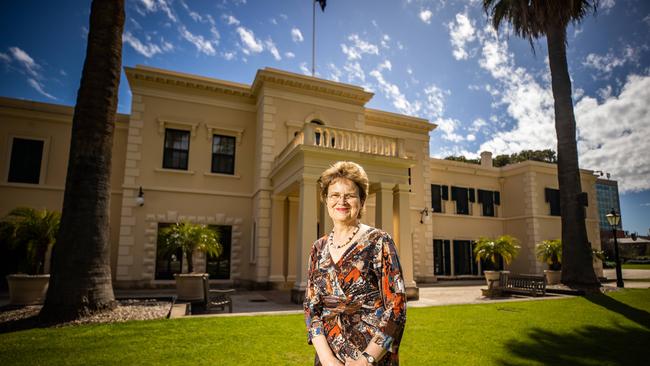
[271,194,286,202]
[393,183,411,193]
[370,182,395,193]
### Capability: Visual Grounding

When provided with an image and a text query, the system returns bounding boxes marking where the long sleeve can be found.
[304,240,324,344]
[370,234,407,353]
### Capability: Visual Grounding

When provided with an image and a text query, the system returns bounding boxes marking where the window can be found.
[451,186,474,215]
[206,225,232,279]
[431,184,449,213]
[478,189,500,217]
[453,240,479,276]
[211,134,236,174]
[8,137,44,184]
[545,188,561,216]
[155,223,183,280]
[433,239,451,275]
[163,128,190,170]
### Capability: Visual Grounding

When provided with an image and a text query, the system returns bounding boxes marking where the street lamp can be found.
[605,209,624,288]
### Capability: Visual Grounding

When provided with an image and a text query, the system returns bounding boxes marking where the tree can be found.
[483,0,600,289]
[157,222,222,273]
[0,207,60,275]
[536,239,562,271]
[474,235,520,269]
[40,0,125,321]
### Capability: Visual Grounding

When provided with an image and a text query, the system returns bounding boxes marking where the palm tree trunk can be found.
[40,0,124,322]
[546,21,599,288]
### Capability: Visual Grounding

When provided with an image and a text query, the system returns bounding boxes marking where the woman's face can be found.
[326,178,362,226]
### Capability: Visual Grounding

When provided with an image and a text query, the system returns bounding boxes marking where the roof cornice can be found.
[251,68,374,106]
[125,65,255,101]
[365,108,435,133]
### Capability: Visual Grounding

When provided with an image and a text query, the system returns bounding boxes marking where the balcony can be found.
[274,124,407,169]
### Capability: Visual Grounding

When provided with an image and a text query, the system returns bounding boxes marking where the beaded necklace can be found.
[329,225,360,249]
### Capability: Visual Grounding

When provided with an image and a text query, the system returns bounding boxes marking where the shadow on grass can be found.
[583,293,650,329]
[497,325,650,366]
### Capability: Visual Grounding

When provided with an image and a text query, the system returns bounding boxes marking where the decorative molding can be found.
[157,118,199,137]
[204,124,244,146]
[154,168,196,175]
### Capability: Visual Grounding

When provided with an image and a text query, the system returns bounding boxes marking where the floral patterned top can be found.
[304,226,407,365]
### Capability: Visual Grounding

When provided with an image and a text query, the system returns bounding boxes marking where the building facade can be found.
[0,66,603,299]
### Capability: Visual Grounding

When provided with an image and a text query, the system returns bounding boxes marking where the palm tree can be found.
[40,0,125,322]
[157,222,223,273]
[482,0,600,288]
[474,235,520,269]
[1,207,60,275]
[536,239,562,271]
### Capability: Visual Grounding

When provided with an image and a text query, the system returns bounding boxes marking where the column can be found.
[320,201,333,235]
[269,195,286,288]
[393,183,419,300]
[291,175,319,303]
[287,197,299,284]
[372,182,394,237]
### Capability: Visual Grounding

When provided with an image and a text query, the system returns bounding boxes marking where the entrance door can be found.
[453,240,478,275]
[433,239,451,275]
[206,225,232,279]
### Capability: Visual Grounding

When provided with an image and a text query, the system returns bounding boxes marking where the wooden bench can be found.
[488,272,546,297]
[202,276,235,313]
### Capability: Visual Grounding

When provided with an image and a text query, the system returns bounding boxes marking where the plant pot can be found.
[6,274,50,305]
[174,273,208,302]
[544,270,561,285]
[483,270,501,287]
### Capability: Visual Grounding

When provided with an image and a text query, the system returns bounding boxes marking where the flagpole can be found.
[312,0,316,76]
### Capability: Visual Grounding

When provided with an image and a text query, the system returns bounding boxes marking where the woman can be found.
[304,161,407,366]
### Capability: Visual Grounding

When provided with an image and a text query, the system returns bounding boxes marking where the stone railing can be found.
[274,124,406,166]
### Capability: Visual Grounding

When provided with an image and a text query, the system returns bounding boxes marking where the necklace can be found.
[329,225,360,249]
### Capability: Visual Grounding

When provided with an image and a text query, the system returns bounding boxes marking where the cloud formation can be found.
[291,28,304,42]
[448,12,476,60]
[341,34,379,61]
[419,9,432,24]
[236,26,263,54]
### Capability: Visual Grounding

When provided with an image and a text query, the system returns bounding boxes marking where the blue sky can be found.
[1,0,648,235]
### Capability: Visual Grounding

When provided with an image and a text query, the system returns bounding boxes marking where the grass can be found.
[622,263,650,270]
[1,289,649,365]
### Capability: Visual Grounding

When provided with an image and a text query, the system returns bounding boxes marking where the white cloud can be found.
[448,12,476,60]
[222,51,236,60]
[423,85,448,118]
[370,68,421,116]
[265,38,281,61]
[0,52,11,63]
[299,62,311,75]
[328,63,342,82]
[123,31,165,58]
[381,34,390,49]
[284,51,295,59]
[340,34,379,61]
[378,60,392,71]
[27,78,56,100]
[291,28,304,42]
[466,134,476,141]
[9,47,40,77]
[469,117,487,132]
[433,117,464,142]
[224,14,240,26]
[179,26,216,55]
[139,0,177,22]
[419,9,432,24]
[236,27,263,54]
[600,0,616,11]
[583,46,638,76]
[575,74,650,193]
[343,61,366,83]
[644,14,650,26]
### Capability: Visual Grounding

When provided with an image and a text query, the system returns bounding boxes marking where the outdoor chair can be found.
[201,275,235,313]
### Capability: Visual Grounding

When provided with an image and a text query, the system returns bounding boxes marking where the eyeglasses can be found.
[327,192,359,203]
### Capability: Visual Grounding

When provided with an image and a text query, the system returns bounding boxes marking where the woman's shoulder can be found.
[311,234,329,252]
[361,225,394,243]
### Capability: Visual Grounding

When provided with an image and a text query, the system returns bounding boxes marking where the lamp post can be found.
[606,209,624,288]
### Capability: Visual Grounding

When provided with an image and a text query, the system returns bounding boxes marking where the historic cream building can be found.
[0,66,602,300]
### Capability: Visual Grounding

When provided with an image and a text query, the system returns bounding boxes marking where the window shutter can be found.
[494,191,500,205]
[442,185,449,200]
[468,188,475,203]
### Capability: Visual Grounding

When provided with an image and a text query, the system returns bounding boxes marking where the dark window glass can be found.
[163,129,190,170]
[206,225,231,279]
[441,185,449,200]
[434,239,451,275]
[155,223,183,280]
[453,240,476,275]
[451,186,469,215]
[545,188,561,216]
[211,134,236,175]
[8,138,43,184]
[478,189,495,217]
[431,184,442,213]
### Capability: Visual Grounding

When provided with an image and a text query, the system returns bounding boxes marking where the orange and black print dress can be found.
[304,227,407,365]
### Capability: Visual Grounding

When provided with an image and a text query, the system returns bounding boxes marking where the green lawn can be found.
[622,263,650,270]
[1,289,649,365]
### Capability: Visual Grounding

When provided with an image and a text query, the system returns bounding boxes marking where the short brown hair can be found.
[318,161,369,217]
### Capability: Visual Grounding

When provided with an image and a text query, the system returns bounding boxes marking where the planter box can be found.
[544,270,561,285]
[174,273,208,302]
[483,270,501,287]
[6,274,50,305]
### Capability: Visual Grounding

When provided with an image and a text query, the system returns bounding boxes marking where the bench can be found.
[202,276,235,313]
[488,272,546,297]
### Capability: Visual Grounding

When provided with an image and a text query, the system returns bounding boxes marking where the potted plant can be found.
[157,221,222,301]
[474,235,520,286]
[1,207,60,305]
[535,239,562,285]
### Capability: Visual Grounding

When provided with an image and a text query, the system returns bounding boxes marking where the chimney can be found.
[480,151,493,168]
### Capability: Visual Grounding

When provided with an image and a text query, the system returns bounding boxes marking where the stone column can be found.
[393,183,419,300]
[269,195,286,288]
[372,182,394,237]
[287,197,299,285]
[291,175,319,303]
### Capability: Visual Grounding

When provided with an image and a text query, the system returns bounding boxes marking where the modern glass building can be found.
[596,178,622,231]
